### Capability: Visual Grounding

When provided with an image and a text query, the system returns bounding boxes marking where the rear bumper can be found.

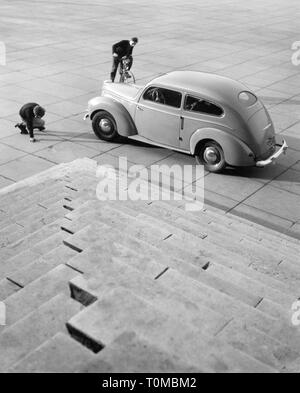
[256,140,288,167]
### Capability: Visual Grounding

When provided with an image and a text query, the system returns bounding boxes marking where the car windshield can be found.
[238,91,257,106]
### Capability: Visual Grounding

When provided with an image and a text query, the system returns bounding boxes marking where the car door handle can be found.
[180,116,184,130]
[137,106,144,111]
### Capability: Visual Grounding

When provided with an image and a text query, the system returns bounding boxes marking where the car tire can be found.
[92,111,119,141]
[196,141,226,173]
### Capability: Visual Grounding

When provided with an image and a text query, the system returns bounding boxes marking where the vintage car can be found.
[84,71,288,172]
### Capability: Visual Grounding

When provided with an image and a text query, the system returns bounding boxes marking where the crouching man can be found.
[15,103,46,143]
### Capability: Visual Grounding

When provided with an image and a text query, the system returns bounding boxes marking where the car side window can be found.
[184,95,224,116]
[143,87,182,108]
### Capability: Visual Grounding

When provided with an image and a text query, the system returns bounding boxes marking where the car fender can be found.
[190,128,255,167]
[89,96,137,137]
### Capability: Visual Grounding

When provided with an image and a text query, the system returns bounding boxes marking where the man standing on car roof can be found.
[110,37,138,82]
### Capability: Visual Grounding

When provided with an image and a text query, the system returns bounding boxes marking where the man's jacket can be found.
[112,40,133,58]
[19,103,38,135]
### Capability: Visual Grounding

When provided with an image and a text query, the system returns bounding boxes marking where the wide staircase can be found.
[0,158,299,373]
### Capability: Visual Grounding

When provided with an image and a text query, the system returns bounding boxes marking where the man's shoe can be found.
[38,127,46,132]
[15,123,28,134]
[29,137,36,143]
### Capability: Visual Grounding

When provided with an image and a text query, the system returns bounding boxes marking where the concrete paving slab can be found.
[0,99,20,118]
[0,155,54,182]
[17,79,86,100]
[204,172,264,202]
[270,168,300,196]
[242,184,300,223]
[71,133,122,153]
[0,143,27,166]
[34,141,99,164]
[0,133,65,154]
[0,119,18,139]
[109,143,174,167]
[46,118,88,137]
[0,85,63,106]
[230,203,294,233]
[46,101,84,118]
[93,152,136,169]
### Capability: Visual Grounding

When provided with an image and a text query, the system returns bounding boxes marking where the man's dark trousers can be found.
[110,56,133,82]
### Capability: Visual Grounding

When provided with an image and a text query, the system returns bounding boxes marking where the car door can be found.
[134,86,182,148]
[180,93,225,151]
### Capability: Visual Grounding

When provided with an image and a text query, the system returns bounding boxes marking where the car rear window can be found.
[184,95,224,116]
[238,91,257,106]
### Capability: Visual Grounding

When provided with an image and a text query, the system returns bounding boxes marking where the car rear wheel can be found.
[196,141,226,173]
[92,111,119,141]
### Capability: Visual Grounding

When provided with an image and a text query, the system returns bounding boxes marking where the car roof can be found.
[150,71,251,106]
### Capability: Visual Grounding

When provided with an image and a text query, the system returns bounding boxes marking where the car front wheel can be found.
[92,111,119,141]
[196,141,226,173]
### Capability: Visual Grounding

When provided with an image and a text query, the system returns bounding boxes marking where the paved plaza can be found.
[0,0,299,236]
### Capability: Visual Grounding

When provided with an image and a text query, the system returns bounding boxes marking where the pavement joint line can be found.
[0,153,29,168]
[228,202,296,226]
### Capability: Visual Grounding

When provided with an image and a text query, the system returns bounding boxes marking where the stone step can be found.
[67,287,276,373]
[8,332,95,373]
[205,219,299,265]
[3,264,79,328]
[69,259,230,337]
[159,268,300,353]
[0,293,82,372]
[0,249,41,279]
[0,181,67,216]
[31,231,67,256]
[67,177,298,255]
[282,357,300,373]
[256,298,289,320]
[216,319,299,370]
[114,202,299,267]
[62,200,296,297]
[66,235,167,279]
[0,200,66,240]
[206,262,296,311]
[63,209,297,305]
[77,331,203,373]
[64,222,262,308]
[138,211,282,269]
[158,200,300,257]
[203,206,300,249]
[64,202,248,270]
[0,219,64,262]
[167,215,300,292]
[7,244,78,287]
[0,223,25,248]
[63,219,217,289]
[0,178,65,208]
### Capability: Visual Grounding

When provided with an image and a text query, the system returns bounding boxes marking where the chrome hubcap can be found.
[203,147,220,165]
[100,118,113,134]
